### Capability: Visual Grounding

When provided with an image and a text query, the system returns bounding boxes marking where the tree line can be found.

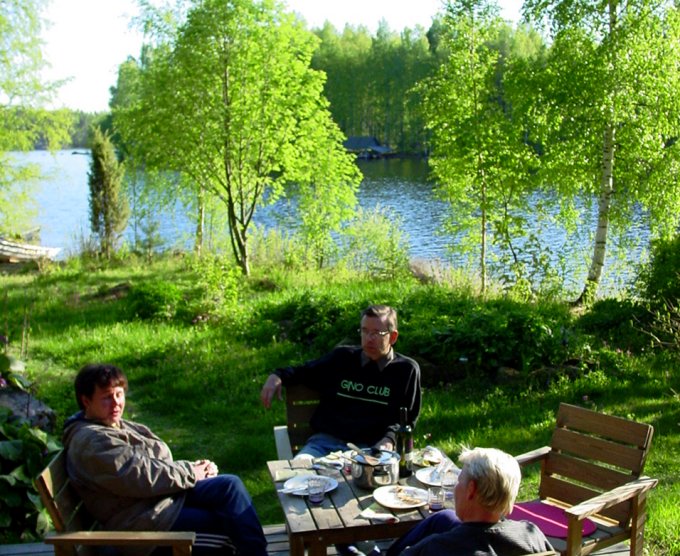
[3,0,680,303]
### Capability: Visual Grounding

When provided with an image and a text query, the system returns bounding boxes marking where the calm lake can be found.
[11,150,648,296]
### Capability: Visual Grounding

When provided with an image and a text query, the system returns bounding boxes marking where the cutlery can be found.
[346,442,380,465]
[278,487,308,494]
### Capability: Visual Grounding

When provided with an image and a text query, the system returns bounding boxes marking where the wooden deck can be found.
[0,525,392,555]
[0,527,631,555]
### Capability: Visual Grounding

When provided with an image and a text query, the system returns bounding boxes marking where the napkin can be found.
[359,503,400,523]
[313,457,344,470]
[274,469,316,482]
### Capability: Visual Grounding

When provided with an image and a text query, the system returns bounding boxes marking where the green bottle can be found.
[396,406,413,478]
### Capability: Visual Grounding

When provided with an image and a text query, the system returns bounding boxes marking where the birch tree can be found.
[115,0,360,275]
[0,0,70,235]
[420,0,539,293]
[522,0,680,303]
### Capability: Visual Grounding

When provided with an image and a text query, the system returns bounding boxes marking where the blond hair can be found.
[459,447,521,516]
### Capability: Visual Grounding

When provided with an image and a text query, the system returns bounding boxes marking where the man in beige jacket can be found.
[63,363,267,556]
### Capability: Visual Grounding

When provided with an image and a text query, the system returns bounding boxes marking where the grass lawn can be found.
[2,254,679,554]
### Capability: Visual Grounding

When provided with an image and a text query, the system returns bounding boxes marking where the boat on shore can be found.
[0,236,61,263]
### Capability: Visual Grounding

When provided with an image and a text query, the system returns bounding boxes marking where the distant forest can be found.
[33,16,541,155]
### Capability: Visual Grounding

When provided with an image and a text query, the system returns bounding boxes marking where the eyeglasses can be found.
[358,328,391,339]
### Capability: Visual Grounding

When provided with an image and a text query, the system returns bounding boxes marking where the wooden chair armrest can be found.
[45,530,195,547]
[274,425,294,460]
[515,446,551,466]
[565,476,658,521]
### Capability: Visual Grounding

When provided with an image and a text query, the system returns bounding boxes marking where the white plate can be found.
[416,465,461,487]
[282,475,338,495]
[373,485,428,509]
[415,466,442,486]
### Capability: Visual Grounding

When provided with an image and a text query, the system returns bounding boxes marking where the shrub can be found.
[637,235,680,306]
[262,293,360,350]
[127,280,182,320]
[0,407,61,543]
[336,206,410,278]
[635,235,680,351]
[188,254,241,316]
[577,298,650,352]
[416,299,572,380]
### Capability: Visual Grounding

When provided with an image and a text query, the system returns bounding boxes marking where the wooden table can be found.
[267,459,428,556]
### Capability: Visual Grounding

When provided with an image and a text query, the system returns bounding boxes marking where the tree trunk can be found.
[195,187,205,257]
[481,182,487,295]
[576,0,618,306]
[576,123,615,305]
[226,198,250,276]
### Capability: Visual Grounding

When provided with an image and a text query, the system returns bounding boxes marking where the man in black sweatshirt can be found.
[260,304,421,458]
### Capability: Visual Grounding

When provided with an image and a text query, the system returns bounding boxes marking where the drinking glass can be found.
[427,487,444,511]
[307,476,325,505]
[441,467,459,508]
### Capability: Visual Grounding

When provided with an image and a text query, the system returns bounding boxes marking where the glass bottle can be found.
[396,406,413,478]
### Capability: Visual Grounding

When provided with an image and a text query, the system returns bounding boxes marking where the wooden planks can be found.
[517,403,657,556]
[268,459,424,555]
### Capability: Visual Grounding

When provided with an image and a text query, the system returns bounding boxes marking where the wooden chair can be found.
[34,450,195,556]
[273,383,320,459]
[513,403,657,556]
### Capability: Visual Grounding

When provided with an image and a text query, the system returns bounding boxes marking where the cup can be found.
[441,468,459,508]
[428,487,444,511]
[307,476,325,505]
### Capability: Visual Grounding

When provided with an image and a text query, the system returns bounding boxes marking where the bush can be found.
[336,206,410,278]
[577,298,651,352]
[416,299,572,380]
[261,293,360,350]
[0,407,61,543]
[127,280,183,320]
[188,254,241,316]
[635,235,680,351]
[637,235,680,306]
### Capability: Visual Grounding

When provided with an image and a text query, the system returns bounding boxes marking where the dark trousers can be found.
[170,474,268,556]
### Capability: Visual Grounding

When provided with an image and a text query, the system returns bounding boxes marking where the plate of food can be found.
[373,485,428,509]
[281,475,338,496]
[410,446,446,467]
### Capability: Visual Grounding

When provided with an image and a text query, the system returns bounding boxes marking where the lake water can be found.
[9,150,648,295]
[11,150,450,258]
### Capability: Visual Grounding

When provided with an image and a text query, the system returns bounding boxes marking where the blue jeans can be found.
[298,432,371,457]
[386,509,460,556]
[170,474,267,555]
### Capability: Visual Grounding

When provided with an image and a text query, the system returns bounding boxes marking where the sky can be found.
[41,0,523,113]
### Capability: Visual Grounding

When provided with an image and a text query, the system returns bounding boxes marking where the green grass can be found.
[2,254,679,554]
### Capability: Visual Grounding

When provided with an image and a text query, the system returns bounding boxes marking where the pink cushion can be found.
[508,501,597,538]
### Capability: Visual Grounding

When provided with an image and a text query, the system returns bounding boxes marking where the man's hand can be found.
[193,459,218,480]
[260,374,283,409]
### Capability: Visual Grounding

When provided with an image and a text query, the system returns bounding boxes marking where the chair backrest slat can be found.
[550,428,645,474]
[556,403,652,448]
[285,384,320,454]
[546,452,635,492]
[35,450,95,534]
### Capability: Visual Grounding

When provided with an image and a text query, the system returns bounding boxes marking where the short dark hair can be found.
[75,364,128,410]
[361,305,398,331]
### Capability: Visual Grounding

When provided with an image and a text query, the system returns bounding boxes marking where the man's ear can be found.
[389,329,399,345]
[81,395,92,412]
[466,478,477,500]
